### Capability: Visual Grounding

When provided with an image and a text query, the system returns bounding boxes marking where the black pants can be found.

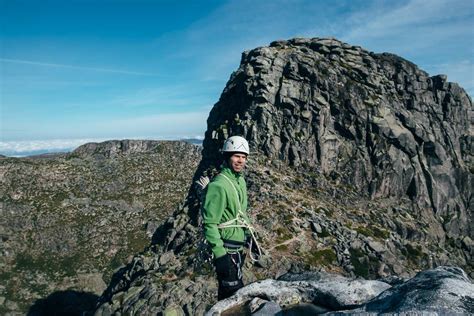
[216,251,245,300]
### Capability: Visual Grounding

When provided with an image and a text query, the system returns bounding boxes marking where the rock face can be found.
[0,140,200,314]
[207,266,474,315]
[93,38,472,314]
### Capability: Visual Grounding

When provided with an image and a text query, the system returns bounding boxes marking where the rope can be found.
[217,174,263,263]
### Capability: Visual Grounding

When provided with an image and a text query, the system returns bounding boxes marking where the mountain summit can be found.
[203,37,471,238]
[93,37,472,314]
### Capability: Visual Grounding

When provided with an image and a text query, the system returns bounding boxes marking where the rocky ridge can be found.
[93,38,472,314]
[0,140,200,314]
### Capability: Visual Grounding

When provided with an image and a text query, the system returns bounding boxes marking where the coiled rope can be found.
[217,173,263,263]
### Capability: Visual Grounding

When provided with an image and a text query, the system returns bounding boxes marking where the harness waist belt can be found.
[222,239,245,249]
[222,280,240,287]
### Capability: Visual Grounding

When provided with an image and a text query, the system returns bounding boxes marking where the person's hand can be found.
[214,253,231,278]
[245,235,252,248]
[196,176,210,189]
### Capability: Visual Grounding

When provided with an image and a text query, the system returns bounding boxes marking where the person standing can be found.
[202,136,252,300]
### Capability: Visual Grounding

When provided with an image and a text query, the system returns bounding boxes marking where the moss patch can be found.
[14,252,81,278]
[275,226,292,244]
[303,248,337,267]
[349,248,379,279]
[318,228,331,238]
[275,244,289,251]
[356,225,390,239]
[402,243,428,267]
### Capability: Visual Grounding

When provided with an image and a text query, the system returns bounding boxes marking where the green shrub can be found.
[349,248,379,279]
[304,248,337,266]
[275,244,289,251]
[356,225,389,239]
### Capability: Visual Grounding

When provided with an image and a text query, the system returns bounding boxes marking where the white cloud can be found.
[0,119,207,156]
[164,0,473,90]
[341,0,474,54]
[344,0,472,38]
[0,138,108,155]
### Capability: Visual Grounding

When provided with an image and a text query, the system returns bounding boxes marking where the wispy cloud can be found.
[0,58,164,76]
[0,138,108,156]
[166,0,473,86]
[336,0,473,96]
[341,0,474,54]
[0,120,207,156]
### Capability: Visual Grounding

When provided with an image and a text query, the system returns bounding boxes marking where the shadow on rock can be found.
[27,290,99,316]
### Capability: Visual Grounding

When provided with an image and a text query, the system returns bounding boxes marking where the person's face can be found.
[228,153,247,173]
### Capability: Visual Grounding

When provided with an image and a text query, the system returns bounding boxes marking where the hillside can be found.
[0,140,201,313]
[93,38,472,315]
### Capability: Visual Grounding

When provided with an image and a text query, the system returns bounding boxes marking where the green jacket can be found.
[202,167,250,258]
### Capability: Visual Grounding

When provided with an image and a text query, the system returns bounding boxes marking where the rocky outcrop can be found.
[207,266,473,315]
[93,38,472,315]
[203,38,472,241]
[0,140,200,314]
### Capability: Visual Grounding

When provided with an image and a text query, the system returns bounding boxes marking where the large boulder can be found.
[207,266,473,315]
[206,271,391,315]
[333,266,474,315]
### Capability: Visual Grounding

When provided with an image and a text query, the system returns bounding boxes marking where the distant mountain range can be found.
[0,140,201,314]
[0,138,203,157]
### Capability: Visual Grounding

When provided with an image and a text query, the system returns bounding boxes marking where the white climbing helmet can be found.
[222,136,249,155]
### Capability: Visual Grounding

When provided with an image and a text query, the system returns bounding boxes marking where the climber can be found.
[201,136,257,300]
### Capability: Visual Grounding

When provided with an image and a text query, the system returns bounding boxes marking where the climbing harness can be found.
[217,173,263,263]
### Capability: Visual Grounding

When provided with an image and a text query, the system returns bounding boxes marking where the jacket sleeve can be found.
[202,182,227,258]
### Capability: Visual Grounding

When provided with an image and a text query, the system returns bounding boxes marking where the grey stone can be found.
[331,266,474,315]
[350,239,363,250]
[5,300,19,310]
[310,222,323,234]
[256,254,272,269]
[162,306,185,316]
[367,241,386,253]
[159,251,176,266]
[249,297,270,313]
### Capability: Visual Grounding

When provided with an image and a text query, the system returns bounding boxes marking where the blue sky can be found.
[1,0,473,156]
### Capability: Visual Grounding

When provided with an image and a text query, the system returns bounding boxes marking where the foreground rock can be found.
[207,266,473,315]
[206,272,391,315]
